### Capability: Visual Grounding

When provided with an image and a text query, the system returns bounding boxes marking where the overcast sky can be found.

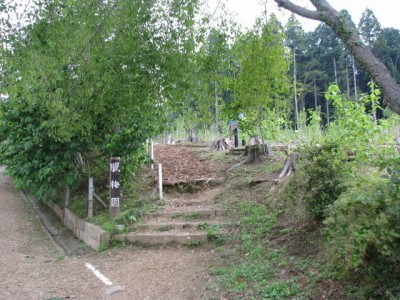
[206,0,400,31]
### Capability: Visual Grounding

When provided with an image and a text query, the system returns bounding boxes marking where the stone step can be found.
[132,221,230,233]
[113,231,208,245]
[145,208,228,221]
[111,208,230,246]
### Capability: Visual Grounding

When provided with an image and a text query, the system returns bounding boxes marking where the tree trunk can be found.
[211,137,231,151]
[274,0,400,115]
[186,129,198,143]
[352,57,358,101]
[294,47,300,130]
[244,137,265,163]
[333,58,338,85]
[163,130,171,145]
[325,82,330,125]
[313,74,318,108]
[346,64,350,100]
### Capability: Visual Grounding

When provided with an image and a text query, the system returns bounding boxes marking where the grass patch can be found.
[184,212,202,221]
[184,240,204,247]
[155,225,172,232]
[171,212,182,219]
[262,161,283,174]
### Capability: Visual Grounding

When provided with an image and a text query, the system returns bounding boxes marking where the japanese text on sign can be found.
[110,197,120,207]
[110,180,120,189]
[109,157,121,217]
[110,162,120,173]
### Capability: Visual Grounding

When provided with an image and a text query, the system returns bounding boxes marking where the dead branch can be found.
[93,192,107,208]
[226,159,247,172]
[278,153,298,179]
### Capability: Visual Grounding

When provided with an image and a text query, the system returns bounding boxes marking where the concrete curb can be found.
[21,191,67,255]
[22,191,110,251]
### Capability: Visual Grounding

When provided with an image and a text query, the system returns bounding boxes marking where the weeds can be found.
[184,212,202,221]
[155,225,172,232]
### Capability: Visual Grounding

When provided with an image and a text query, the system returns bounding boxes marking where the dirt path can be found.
[154,144,224,184]
[0,166,220,300]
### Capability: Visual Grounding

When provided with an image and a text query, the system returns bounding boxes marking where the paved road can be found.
[0,168,218,300]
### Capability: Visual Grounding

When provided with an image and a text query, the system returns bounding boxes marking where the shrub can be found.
[285,142,350,220]
[324,164,400,298]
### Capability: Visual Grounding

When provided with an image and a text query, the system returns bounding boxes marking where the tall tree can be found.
[358,8,381,47]
[273,0,400,115]
[227,15,290,141]
[373,28,400,83]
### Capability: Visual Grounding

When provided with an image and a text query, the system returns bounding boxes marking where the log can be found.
[249,178,273,185]
[227,144,297,155]
[229,147,246,155]
[162,177,226,187]
[93,192,107,208]
[278,153,298,178]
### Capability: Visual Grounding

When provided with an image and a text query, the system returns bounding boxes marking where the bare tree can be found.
[273,0,400,114]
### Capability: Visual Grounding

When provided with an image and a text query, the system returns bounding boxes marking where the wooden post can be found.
[109,157,121,218]
[64,187,70,207]
[234,128,239,148]
[88,177,94,218]
[158,163,163,200]
[151,139,154,170]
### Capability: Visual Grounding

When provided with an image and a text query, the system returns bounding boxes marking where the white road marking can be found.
[85,263,113,286]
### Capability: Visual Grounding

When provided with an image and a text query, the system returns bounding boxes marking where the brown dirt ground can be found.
[0,164,224,300]
[153,144,225,183]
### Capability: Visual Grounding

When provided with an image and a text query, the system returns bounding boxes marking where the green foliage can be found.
[325,84,398,163]
[213,199,301,299]
[0,0,210,200]
[280,84,400,296]
[284,82,398,231]
[0,101,83,201]
[261,109,292,143]
[324,164,400,298]
[285,143,349,220]
[223,14,291,138]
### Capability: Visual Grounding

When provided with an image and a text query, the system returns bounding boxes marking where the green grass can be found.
[155,225,172,232]
[262,161,284,174]
[184,212,202,221]
[171,212,182,219]
[184,240,204,247]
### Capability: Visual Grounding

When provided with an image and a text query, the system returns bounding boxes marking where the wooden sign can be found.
[109,157,121,217]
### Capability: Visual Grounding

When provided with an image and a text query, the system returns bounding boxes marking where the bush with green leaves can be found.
[0,101,85,202]
[285,142,350,220]
[323,163,400,298]
[325,84,399,163]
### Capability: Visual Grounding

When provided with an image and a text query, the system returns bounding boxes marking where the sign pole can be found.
[88,177,94,218]
[158,163,163,200]
[109,157,121,218]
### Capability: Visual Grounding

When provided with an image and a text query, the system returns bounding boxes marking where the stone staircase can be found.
[113,189,230,246]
